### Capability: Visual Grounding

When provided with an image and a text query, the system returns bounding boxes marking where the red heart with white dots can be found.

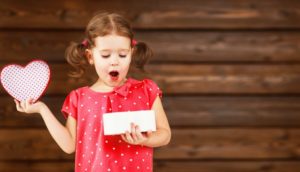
[0,60,50,102]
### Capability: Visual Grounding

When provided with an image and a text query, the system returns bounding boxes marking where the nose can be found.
[110,54,119,66]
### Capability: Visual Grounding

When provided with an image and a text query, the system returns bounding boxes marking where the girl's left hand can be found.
[15,98,45,114]
[121,123,152,145]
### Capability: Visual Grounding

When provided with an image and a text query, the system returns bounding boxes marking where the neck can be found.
[90,78,127,92]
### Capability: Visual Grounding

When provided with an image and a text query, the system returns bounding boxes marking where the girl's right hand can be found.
[14,98,46,114]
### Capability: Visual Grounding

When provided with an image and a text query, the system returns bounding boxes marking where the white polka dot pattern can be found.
[61,78,161,172]
[0,60,50,102]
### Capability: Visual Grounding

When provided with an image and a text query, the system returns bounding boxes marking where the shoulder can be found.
[141,79,161,91]
[65,86,89,100]
[129,78,160,89]
[142,78,158,85]
[68,86,89,95]
[128,78,162,97]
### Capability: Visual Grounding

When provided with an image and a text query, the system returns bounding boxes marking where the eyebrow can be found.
[99,49,130,52]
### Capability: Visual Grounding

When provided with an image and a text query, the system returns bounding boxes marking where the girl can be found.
[14,12,171,172]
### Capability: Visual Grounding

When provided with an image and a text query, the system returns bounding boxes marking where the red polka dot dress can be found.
[61,78,162,172]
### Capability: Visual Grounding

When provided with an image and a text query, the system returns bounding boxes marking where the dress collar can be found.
[113,78,143,97]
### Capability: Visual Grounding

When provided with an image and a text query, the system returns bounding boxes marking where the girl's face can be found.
[86,34,132,88]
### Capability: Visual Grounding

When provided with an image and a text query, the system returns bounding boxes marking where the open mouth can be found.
[109,71,119,80]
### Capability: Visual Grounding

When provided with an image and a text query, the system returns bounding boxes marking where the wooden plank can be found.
[1,64,300,95]
[1,129,300,160]
[1,96,300,128]
[164,96,300,127]
[154,161,300,172]
[1,161,300,172]
[1,0,300,29]
[149,64,300,94]
[0,97,66,128]
[2,31,300,63]
[0,162,74,172]
[157,129,300,159]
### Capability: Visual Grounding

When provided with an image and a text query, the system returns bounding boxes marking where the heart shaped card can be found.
[0,60,50,102]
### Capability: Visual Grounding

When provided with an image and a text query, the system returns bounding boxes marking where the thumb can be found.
[29,98,35,104]
[146,130,153,136]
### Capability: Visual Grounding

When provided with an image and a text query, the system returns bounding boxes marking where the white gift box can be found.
[103,110,156,135]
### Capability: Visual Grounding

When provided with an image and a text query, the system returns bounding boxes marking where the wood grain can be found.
[1,64,299,95]
[1,1,300,171]
[1,161,300,172]
[1,0,300,29]
[1,129,300,160]
[1,96,300,128]
[1,31,300,63]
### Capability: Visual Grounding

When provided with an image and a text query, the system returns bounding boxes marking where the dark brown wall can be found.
[1,0,300,171]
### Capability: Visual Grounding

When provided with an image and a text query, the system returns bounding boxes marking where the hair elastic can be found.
[81,39,89,47]
[132,39,137,46]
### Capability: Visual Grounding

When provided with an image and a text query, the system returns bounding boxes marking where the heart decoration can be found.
[0,60,50,102]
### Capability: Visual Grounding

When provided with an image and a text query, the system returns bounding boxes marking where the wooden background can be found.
[1,0,300,171]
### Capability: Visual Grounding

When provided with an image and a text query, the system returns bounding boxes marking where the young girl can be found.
[14,12,171,172]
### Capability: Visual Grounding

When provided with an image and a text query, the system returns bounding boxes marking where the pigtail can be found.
[131,41,153,72]
[65,42,89,78]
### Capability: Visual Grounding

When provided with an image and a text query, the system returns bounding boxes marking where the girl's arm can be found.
[121,96,171,147]
[15,99,77,154]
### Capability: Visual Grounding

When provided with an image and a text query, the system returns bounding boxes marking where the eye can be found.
[119,54,127,58]
[101,55,110,58]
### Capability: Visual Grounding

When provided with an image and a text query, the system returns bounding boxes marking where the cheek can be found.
[122,60,131,73]
[94,60,109,74]
[95,67,108,79]
[124,57,132,67]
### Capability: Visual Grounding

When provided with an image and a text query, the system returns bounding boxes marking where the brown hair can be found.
[65,12,153,78]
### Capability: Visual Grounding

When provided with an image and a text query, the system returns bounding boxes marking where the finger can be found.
[14,99,19,106]
[147,130,153,136]
[14,99,23,112]
[125,131,133,143]
[121,134,127,142]
[28,98,34,104]
[135,126,144,140]
[25,99,31,109]
[131,123,137,141]
[130,123,136,133]
[26,98,34,107]
[20,100,26,110]
[18,101,25,112]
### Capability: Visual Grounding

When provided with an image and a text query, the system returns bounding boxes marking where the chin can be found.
[108,78,124,87]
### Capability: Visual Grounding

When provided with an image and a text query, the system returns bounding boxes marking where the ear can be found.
[85,49,94,65]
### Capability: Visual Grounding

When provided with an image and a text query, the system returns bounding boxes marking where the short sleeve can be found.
[61,90,78,120]
[143,79,162,108]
